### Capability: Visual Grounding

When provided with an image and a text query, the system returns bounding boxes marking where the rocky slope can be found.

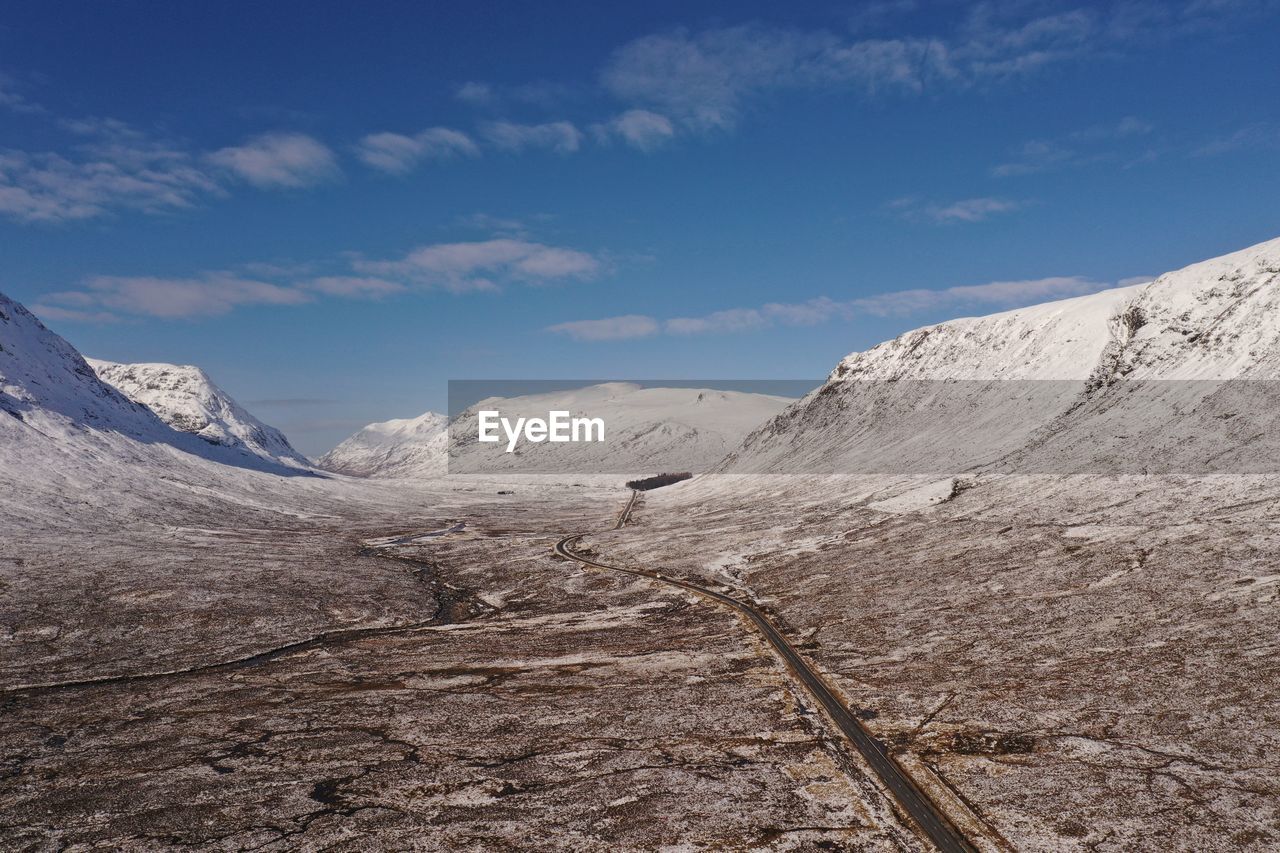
[89,359,310,468]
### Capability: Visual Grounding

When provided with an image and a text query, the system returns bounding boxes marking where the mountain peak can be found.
[88,358,310,468]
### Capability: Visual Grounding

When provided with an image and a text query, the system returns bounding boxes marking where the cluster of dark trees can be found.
[626,472,692,491]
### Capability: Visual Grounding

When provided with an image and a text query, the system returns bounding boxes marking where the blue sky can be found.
[3,0,1279,454]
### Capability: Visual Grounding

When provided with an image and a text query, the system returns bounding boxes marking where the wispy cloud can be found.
[454,80,573,109]
[41,229,607,321]
[994,116,1154,176]
[591,109,676,151]
[43,274,310,319]
[29,304,121,324]
[206,132,339,188]
[0,73,44,115]
[889,196,1024,224]
[599,5,1263,133]
[302,276,406,298]
[0,146,221,223]
[665,299,844,335]
[455,81,495,105]
[482,120,583,154]
[545,314,660,341]
[355,127,479,174]
[42,232,607,320]
[548,277,1131,341]
[1195,122,1280,156]
[850,276,1113,316]
[355,238,602,293]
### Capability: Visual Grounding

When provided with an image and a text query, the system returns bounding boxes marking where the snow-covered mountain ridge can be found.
[316,411,449,478]
[2,288,323,531]
[722,236,1280,475]
[89,359,309,468]
[321,383,796,479]
[448,382,794,475]
[1,292,168,437]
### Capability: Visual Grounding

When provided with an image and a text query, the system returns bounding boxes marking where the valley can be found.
[4,236,1280,850]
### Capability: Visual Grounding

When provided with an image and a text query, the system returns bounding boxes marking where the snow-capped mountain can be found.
[1,289,324,531]
[316,411,449,478]
[89,359,310,468]
[721,236,1280,476]
[1,292,169,438]
[449,382,795,475]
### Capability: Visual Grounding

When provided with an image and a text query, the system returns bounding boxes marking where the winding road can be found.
[555,490,977,853]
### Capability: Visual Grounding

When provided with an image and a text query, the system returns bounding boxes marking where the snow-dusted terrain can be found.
[0,289,336,536]
[722,236,1280,477]
[449,382,794,475]
[4,235,1280,851]
[603,236,1280,849]
[316,411,449,478]
[90,358,310,468]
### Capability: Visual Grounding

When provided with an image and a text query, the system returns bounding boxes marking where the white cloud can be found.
[666,298,851,335]
[45,274,311,319]
[598,6,1257,133]
[455,81,495,105]
[601,25,831,131]
[0,147,220,223]
[354,238,603,292]
[207,133,339,188]
[890,196,1024,224]
[30,304,120,324]
[42,231,606,321]
[851,276,1111,316]
[546,315,659,341]
[482,121,582,154]
[549,278,1130,341]
[592,109,676,151]
[356,128,479,174]
[995,117,1154,176]
[665,307,768,335]
[0,115,349,223]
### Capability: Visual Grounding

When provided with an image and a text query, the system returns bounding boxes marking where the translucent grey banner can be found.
[446,379,1280,476]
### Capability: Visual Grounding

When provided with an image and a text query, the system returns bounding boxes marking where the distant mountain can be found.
[316,411,449,478]
[448,382,795,475]
[720,236,1280,477]
[89,359,309,468]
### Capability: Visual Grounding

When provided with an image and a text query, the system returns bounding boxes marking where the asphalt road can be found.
[555,490,978,853]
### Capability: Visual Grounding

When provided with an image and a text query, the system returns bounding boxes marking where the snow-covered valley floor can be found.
[3,470,1276,851]
[592,473,1280,851]
[1,476,927,851]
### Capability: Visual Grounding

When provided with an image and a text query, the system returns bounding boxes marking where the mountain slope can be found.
[1,292,169,437]
[720,236,1280,476]
[89,359,309,468]
[316,411,449,478]
[1,289,320,532]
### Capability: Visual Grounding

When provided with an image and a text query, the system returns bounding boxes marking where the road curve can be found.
[555,491,977,853]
